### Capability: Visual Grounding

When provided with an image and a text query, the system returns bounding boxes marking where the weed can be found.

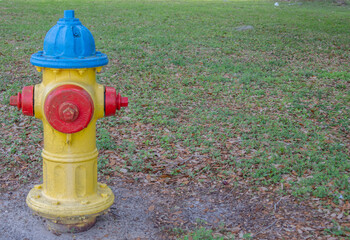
[182,227,226,240]
[324,220,350,237]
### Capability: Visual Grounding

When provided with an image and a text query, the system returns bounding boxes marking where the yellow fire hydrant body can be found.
[9,10,128,232]
[28,68,114,231]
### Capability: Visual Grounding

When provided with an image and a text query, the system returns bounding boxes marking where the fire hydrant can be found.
[9,10,128,233]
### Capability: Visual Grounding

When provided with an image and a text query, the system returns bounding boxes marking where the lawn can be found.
[0,0,349,239]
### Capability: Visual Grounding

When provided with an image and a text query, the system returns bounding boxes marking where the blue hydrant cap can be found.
[30,10,108,69]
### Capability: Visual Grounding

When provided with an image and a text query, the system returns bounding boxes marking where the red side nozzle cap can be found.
[105,86,128,117]
[9,86,34,116]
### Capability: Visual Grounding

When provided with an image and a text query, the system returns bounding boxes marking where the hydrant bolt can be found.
[121,96,128,108]
[10,92,21,110]
[59,102,79,122]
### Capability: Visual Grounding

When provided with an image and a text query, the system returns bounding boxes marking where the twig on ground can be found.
[253,220,278,237]
[274,197,287,211]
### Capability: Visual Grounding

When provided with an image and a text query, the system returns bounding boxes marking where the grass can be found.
[173,223,239,240]
[181,227,228,240]
[324,220,350,238]
[0,0,349,212]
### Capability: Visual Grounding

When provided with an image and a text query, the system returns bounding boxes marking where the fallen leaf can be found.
[159,174,172,178]
[120,168,128,173]
[231,227,241,233]
[109,159,116,166]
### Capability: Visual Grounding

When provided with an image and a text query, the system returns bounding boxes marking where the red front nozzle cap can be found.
[44,85,94,134]
[105,86,128,117]
[9,86,34,116]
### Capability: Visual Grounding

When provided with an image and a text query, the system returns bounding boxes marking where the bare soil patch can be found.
[0,177,337,239]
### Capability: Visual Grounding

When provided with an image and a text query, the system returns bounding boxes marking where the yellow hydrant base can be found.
[26,182,114,220]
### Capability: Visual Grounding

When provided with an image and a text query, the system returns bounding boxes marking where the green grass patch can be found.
[0,0,349,202]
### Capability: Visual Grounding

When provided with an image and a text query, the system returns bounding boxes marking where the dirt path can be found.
[0,178,335,239]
